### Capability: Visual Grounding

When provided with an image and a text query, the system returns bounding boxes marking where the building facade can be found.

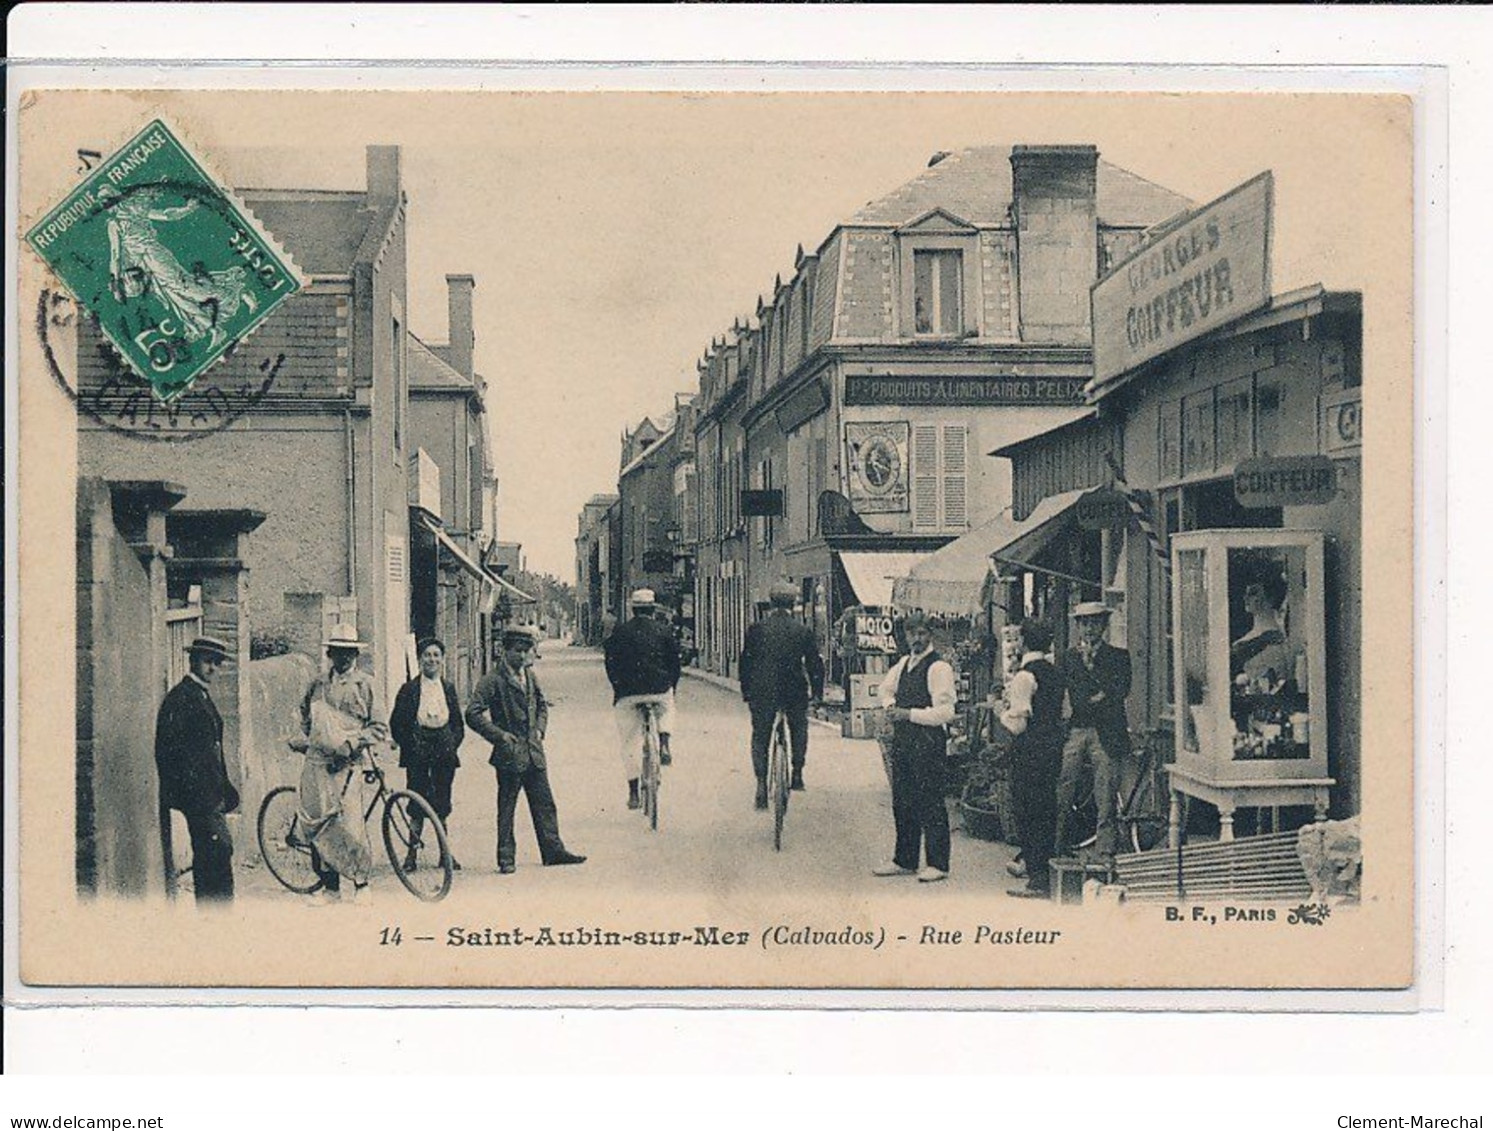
[574,492,619,645]
[690,144,1192,680]
[999,287,1363,820]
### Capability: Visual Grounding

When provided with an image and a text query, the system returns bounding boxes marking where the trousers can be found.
[748,699,808,781]
[614,692,676,781]
[889,724,950,873]
[1010,728,1064,892]
[184,808,234,904]
[495,763,567,868]
[1054,726,1124,856]
[406,759,457,822]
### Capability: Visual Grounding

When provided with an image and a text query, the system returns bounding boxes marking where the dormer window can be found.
[896,208,980,340]
[913,249,963,335]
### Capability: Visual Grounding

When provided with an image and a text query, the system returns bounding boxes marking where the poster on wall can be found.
[846,421,910,514]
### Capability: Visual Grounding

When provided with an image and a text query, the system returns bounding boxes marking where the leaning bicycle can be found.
[257,738,454,902]
[766,710,791,851]
[637,701,663,832]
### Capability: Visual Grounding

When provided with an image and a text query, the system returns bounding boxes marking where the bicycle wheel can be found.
[382,789,453,902]
[1123,776,1169,853]
[642,713,660,831]
[256,785,323,894]
[770,713,790,852]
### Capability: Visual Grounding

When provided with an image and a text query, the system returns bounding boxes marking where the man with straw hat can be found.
[154,635,240,905]
[297,623,384,904]
[1055,601,1132,862]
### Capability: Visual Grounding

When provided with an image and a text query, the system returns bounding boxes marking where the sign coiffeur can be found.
[1091,172,1273,389]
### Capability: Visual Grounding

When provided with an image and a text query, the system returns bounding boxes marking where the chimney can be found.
[446,274,476,380]
[365,145,402,207]
[1009,145,1099,344]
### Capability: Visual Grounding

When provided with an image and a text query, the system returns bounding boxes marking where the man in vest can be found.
[872,612,957,883]
[1002,619,1067,898]
[1055,601,1132,862]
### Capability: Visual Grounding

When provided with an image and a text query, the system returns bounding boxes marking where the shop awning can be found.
[890,512,1022,616]
[988,488,1091,573]
[838,551,927,609]
[419,515,536,604]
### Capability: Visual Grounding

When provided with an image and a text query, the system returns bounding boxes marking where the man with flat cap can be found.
[1055,601,1132,862]
[154,635,240,904]
[467,624,586,874]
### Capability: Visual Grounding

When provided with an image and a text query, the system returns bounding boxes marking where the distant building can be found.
[574,492,619,645]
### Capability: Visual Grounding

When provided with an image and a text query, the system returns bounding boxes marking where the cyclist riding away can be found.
[604,588,682,811]
[739,580,825,811]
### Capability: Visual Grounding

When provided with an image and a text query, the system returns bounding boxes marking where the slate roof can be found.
[408,333,472,391]
[848,146,1192,230]
[237,190,381,275]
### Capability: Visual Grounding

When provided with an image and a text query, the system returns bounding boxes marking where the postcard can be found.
[9,85,1414,995]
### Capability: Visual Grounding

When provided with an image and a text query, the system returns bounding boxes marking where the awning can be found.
[418,515,536,604]
[890,513,1019,616]
[838,551,927,609]
[989,488,1101,586]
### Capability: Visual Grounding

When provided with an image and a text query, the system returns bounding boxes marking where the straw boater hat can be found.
[630,588,656,608]
[185,635,232,662]
[322,623,369,651]
[1070,601,1114,620]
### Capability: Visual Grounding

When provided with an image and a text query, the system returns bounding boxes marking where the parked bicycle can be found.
[1062,728,1170,855]
[257,738,454,902]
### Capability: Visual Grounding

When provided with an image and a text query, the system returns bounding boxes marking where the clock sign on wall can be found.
[846,421,910,514]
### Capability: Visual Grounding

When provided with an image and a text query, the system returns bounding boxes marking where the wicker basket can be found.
[959,780,1015,843]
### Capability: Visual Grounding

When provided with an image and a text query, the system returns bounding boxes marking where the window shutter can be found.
[912,424,939,529]
[942,423,968,529]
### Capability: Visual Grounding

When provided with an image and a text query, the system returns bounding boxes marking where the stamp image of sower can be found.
[25,118,303,404]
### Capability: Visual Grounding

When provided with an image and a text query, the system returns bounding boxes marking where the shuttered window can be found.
[942,423,968,529]
[912,425,940,529]
[912,422,969,531]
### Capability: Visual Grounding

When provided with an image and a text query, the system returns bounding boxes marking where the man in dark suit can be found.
[604,588,682,809]
[739,580,826,809]
[466,625,586,875]
[1055,602,1132,861]
[154,635,240,905]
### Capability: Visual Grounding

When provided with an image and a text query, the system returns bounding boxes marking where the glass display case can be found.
[1169,529,1333,843]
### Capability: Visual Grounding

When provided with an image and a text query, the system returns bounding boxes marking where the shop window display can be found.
[1168,529,1331,843]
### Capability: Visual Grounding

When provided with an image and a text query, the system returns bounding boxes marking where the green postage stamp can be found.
[26,119,302,402]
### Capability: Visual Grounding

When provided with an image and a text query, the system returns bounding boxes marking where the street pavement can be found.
[242,645,1022,902]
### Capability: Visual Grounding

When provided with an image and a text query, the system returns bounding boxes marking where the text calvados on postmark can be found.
[25,119,303,402]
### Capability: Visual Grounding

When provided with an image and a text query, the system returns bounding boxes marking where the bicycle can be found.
[1061,728,1170,855]
[766,710,791,851]
[637,701,663,832]
[257,738,454,902]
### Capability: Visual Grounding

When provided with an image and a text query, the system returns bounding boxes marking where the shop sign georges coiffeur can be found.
[1091,172,1274,389]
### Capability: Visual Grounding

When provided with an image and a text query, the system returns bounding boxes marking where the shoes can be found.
[790,768,805,791]
[498,863,516,875]
[546,852,587,866]
[450,856,462,871]
[350,883,373,906]
[872,862,917,877]
[917,867,949,883]
[754,780,768,811]
[628,778,641,810]
[1007,886,1051,900]
[1005,860,1027,879]
[402,847,418,873]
